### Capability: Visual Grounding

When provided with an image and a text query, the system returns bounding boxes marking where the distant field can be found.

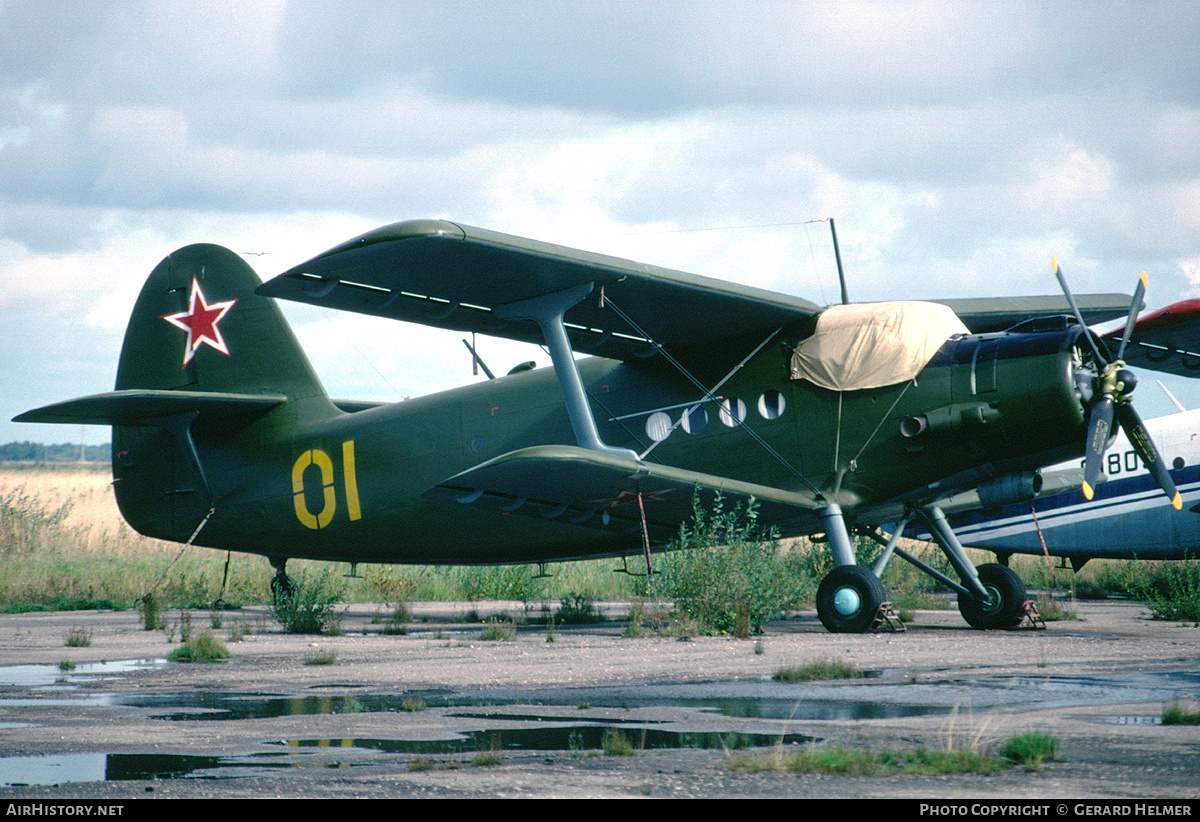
[1,462,128,545]
[2,463,1192,623]
[0,463,646,613]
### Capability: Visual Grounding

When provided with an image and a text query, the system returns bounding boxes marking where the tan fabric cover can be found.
[790,301,969,391]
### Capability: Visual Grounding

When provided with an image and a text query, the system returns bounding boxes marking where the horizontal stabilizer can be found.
[13,390,286,426]
[423,444,819,541]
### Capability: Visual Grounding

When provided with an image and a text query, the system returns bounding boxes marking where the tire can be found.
[958,563,1027,630]
[816,565,886,633]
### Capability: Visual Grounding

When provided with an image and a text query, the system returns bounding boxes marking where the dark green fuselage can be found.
[115,315,1086,565]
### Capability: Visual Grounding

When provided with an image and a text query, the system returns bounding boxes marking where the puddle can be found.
[1100,715,1162,725]
[0,659,166,689]
[120,690,456,721]
[2,661,1194,787]
[0,752,338,786]
[117,689,945,723]
[281,725,816,755]
[946,671,1200,708]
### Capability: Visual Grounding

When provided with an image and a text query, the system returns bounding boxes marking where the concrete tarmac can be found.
[0,599,1197,799]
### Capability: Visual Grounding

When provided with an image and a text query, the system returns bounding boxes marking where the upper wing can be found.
[257,218,1134,356]
[257,220,822,361]
[1101,298,1200,378]
[933,294,1132,334]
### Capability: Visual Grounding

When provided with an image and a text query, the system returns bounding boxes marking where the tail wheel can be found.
[958,563,1026,630]
[816,565,886,633]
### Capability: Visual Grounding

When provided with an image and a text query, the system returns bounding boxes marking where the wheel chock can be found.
[870,601,906,632]
[1013,599,1046,630]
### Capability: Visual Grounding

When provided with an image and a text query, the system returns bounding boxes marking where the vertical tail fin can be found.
[16,244,337,544]
[116,244,327,399]
[112,244,333,541]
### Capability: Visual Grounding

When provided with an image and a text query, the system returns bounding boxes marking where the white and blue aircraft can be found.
[911,297,1200,569]
[926,405,1200,569]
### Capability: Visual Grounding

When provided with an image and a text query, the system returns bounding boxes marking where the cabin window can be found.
[719,397,746,427]
[758,390,786,420]
[681,405,708,434]
[646,411,672,441]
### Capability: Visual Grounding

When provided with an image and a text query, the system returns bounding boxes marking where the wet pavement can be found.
[0,599,1197,798]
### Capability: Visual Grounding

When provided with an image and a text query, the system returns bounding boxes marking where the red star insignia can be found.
[161,278,237,367]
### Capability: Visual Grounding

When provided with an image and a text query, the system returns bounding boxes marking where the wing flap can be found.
[14,390,286,426]
[257,220,821,360]
[422,444,819,540]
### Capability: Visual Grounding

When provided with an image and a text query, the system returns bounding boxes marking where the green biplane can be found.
[16,220,1179,631]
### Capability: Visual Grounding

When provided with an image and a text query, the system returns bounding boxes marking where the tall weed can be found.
[272,570,346,635]
[656,494,804,635]
[1131,560,1200,622]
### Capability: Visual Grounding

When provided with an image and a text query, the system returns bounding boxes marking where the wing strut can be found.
[494,283,639,461]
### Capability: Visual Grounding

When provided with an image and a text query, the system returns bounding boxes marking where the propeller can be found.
[1052,257,1181,510]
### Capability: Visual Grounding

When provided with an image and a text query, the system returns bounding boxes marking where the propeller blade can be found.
[1114,401,1182,510]
[1052,256,1108,366]
[1114,271,1147,362]
[1082,393,1113,500]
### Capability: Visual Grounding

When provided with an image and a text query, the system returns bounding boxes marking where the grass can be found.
[1135,561,1200,623]
[167,629,230,662]
[479,621,515,641]
[602,728,636,756]
[1034,594,1078,621]
[7,464,1200,633]
[655,495,802,636]
[304,648,338,665]
[555,592,605,624]
[730,729,1059,776]
[0,465,649,611]
[470,750,504,767]
[999,731,1060,771]
[272,570,346,635]
[1161,701,1200,725]
[729,745,1002,776]
[772,657,860,683]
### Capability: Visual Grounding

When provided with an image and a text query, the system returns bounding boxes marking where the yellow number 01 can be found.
[292,441,362,530]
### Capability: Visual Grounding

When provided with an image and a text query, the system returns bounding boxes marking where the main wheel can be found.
[958,563,1026,629]
[816,565,886,633]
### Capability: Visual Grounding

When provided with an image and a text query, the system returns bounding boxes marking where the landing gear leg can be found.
[916,506,1027,630]
[814,504,887,633]
[268,555,295,603]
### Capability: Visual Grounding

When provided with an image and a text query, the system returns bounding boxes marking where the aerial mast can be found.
[829,217,849,305]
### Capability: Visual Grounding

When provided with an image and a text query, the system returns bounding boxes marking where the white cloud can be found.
[3,2,1200,443]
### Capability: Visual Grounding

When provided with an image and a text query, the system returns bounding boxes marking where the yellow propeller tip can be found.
[1082,481,1094,500]
[1172,493,1182,510]
[1051,255,1058,272]
[1139,271,1148,288]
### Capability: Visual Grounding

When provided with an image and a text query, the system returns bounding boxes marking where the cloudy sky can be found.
[3,1,1199,445]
